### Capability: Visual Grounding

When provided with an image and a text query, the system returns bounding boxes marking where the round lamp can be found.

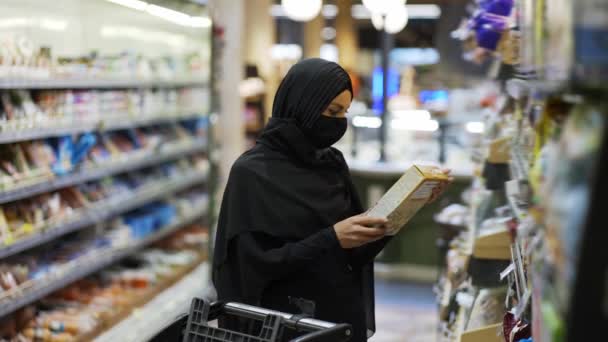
[371,4,409,33]
[384,5,409,33]
[281,0,323,22]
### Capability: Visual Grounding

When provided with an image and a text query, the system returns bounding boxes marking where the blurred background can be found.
[0,0,606,341]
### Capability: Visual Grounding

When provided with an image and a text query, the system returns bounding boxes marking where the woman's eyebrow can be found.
[329,103,345,110]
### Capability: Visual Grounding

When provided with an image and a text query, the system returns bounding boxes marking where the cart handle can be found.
[289,324,353,342]
[215,302,353,338]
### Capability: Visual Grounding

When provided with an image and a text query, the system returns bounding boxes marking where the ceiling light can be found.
[189,16,212,28]
[146,4,191,24]
[39,18,68,31]
[269,4,285,17]
[0,18,68,32]
[320,44,338,62]
[271,3,339,19]
[322,4,338,18]
[407,4,442,19]
[384,5,409,33]
[362,0,405,15]
[371,4,409,33]
[100,25,188,48]
[371,12,384,31]
[105,0,148,11]
[391,118,439,132]
[351,4,370,19]
[0,18,29,29]
[271,44,303,60]
[353,116,383,129]
[104,0,210,28]
[391,109,431,121]
[321,27,336,40]
[281,0,322,22]
[466,121,485,134]
[352,4,441,20]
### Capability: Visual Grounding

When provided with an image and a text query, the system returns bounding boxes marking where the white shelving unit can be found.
[0,112,206,144]
[0,169,208,259]
[0,202,209,317]
[0,1,217,339]
[0,78,208,90]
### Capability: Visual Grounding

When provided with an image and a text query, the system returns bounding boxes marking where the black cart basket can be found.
[149,298,353,342]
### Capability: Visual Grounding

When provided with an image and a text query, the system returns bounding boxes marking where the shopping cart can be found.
[149,297,353,342]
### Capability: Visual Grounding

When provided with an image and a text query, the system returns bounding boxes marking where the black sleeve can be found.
[234,227,342,282]
[348,236,393,267]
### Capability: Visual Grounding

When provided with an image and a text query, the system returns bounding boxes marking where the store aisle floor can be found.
[370,280,437,342]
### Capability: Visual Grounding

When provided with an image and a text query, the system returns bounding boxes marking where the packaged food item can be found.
[473,225,512,260]
[48,136,74,175]
[0,316,18,340]
[89,141,111,164]
[71,133,97,166]
[487,136,511,163]
[24,141,56,171]
[460,322,503,342]
[0,222,208,340]
[12,144,32,175]
[0,266,19,291]
[367,165,449,235]
[466,288,508,330]
[0,209,13,245]
[22,327,74,341]
[1,92,18,121]
[0,145,23,182]
[4,203,34,239]
[58,188,88,210]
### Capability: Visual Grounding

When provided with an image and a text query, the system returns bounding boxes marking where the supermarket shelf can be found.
[95,262,209,342]
[0,77,209,90]
[137,205,208,248]
[0,112,206,144]
[0,171,208,259]
[0,206,208,318]
[0,139,207,204]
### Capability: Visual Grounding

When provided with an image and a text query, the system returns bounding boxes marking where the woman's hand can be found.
[333,214,388,249]
[428,168,454,204]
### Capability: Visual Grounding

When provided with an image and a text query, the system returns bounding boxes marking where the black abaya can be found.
[212,59,391,341]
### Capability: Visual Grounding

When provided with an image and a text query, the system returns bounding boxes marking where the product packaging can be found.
[367,165,449,235]
[474,226,512,260]
[487,136,512,163]
[71,133,97,166]
[467,287,508,330]
[460,322,503,342]
[48,136,74,175]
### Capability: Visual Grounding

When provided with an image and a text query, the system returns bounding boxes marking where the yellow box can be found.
[476,227,512,247]
[487,137,511,164]
[367,165,449,235]
[472,246,512,260]
[460,323,503,342]
[473,227,512,260]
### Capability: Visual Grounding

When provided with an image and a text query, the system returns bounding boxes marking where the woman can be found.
[213,58,448,341]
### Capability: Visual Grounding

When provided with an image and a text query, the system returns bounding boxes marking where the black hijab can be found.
[213,58,376,337]
[271,58,352,128]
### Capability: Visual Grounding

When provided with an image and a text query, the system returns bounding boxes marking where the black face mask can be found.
[305,116,348,148]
